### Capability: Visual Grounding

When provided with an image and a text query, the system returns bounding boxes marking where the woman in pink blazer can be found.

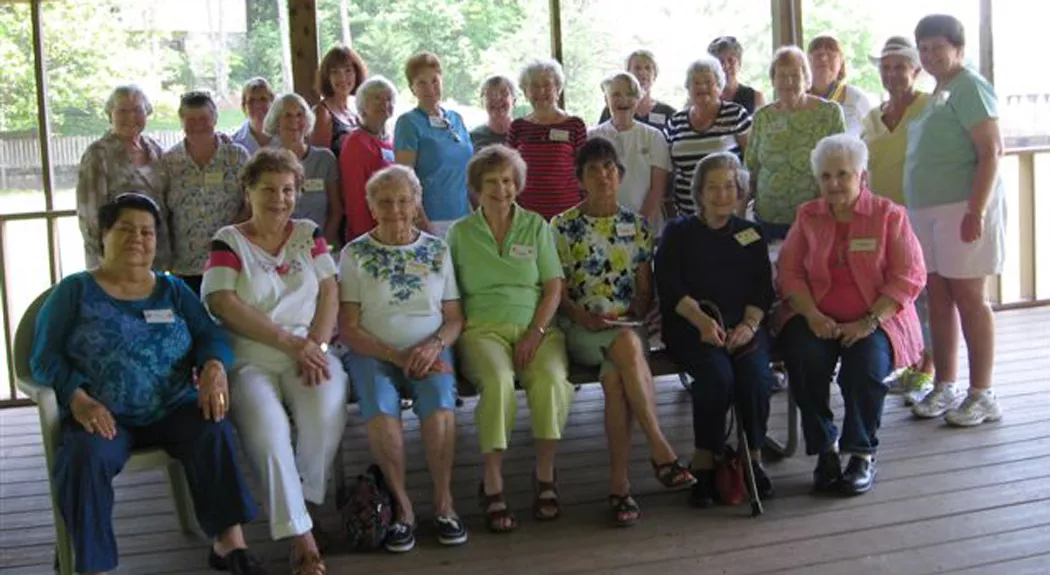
[775,134,925,497]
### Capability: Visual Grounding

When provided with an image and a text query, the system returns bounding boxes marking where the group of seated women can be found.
[49,12,1003,575]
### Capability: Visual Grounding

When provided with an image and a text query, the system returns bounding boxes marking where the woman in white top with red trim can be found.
[202,148,346,575]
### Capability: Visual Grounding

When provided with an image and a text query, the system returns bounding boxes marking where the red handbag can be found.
[715,444,747,506]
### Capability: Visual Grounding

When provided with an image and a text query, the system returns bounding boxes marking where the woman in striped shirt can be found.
[508,58,587,220]
[665,56,752,217]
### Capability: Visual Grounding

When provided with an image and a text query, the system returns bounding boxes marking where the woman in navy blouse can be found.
[30,194,266,575]
[655,152,776,508]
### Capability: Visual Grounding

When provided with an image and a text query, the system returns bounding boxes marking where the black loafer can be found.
[208,548,268,575]
[812,451,843,493]
[751,462,775,499]
[840,455,877,495]
[689,469,716,508]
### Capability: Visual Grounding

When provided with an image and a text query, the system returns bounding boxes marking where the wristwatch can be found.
[864,311,880,331]
[319,341,329,354]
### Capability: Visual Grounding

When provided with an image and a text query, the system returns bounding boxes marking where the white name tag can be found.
[203,171,224,186]
[429,116,448,128]
[405,261,430,276]
[304,178,325,192]
[850,238,877,252]
[549,129,570,142]
[143,309,175,324]
[734,228,761,247]
[647,112,666,126]
[509,243,536,259]
[616,223,636,237]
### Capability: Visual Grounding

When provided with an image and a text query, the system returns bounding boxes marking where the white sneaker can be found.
[945,390,1003,427]
[912,384,962,419]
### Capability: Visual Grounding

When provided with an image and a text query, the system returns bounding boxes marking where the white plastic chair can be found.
[13,287,203,575]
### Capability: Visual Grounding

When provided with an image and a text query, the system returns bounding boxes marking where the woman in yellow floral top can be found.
[552,138,694,527]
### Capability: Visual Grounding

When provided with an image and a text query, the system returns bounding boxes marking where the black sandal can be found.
[608,494,641,527]
[478,483,518,533]
[532,471,561,521]
[652,459,697,489]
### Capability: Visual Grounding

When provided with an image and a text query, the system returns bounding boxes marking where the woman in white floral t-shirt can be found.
[551,138,694,528]
[337,165,467,553]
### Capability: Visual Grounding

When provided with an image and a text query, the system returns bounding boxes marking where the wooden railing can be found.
[991,146,1050,308]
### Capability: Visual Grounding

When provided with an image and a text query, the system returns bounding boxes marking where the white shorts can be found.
[909,198,1005,279]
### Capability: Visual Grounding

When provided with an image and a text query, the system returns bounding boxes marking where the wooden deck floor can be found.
[1,307,1049,574]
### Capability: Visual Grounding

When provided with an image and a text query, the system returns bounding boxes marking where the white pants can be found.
[229,355,348,540]
[909,198,1006,279]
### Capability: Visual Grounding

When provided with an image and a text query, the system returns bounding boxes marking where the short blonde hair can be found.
[365,165,422,205]
[769,45,813,89]
[240,77,275,109]
[467,144,527,194]
[808,34,847,82]
[405,51,443,85]
[625,49,659,76]
[601,72,642,99]
[104,84,154,117]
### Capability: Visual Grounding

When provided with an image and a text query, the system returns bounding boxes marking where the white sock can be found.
[968,387,993,398]
[850,453,873,462]
[934,381,956,392]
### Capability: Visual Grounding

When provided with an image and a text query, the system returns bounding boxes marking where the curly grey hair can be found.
[263,93,317,137]
[104,84,154,117]
[810,133,869,176]
[684,56,727,93]
[519,58,566,96]
[365,164,423,206]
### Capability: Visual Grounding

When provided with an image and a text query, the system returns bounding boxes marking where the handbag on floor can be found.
[339,464,393,551]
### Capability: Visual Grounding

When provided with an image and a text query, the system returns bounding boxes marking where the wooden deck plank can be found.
[1,307,1048,573]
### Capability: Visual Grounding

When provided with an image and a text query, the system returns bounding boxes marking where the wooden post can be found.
[29,0,61,285]
[771,0,802,48]
[549,0,564,110]
[287,0,319,106]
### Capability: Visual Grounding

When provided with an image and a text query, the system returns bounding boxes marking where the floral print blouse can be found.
[552,204,653,316]
[75,131,168,268]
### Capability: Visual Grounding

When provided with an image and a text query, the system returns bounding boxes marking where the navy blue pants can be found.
[779,315,893,456]
[52,402,257,573]
[668,329,774,453]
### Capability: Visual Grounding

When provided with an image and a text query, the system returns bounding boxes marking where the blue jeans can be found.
[344,347,457,421]
[667,329,774,452]
[779,315,894,455]
[52,402,257,573]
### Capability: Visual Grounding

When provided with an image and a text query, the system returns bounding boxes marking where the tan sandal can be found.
[291,551,326,575]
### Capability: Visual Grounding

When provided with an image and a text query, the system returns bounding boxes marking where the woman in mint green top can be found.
[904,15,1004,428]
[446,144,572,533]
[745,45,845,240]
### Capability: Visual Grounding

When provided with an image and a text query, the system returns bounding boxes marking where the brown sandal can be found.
[532,471,561,521]
[291,551,326,575]
[478,483,518,533]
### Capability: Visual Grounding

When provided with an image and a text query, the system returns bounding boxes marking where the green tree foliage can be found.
[802,0,880,96]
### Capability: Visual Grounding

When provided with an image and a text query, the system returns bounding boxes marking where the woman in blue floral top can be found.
[552,138,695,527]
[30,194,266,575]
[337,165,467,552]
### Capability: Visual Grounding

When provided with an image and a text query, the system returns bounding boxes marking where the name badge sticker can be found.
[616,223,636,237]
[203,171,224,186]
[304,178,325,192]
[509,243,536,259]
[647,112,666,126]
[734,228,761,247]
[405,261,430,276]
[549,129,570,142]
[850,238,877,252]
[144,309,176,324]
[429,116,448,128]
[381,148,395,162]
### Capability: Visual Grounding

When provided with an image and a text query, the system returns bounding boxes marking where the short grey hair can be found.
[769,45,813,90]
[601,72,642,99]
[263,93,316,137]
[365,165,422,205]
[355,75,397,115]
[479,74,517,100]
[684,56,727,92]
[104,84,154,117]
[519,58,566,95]
[690,152,750,218]
[810,133,869,176]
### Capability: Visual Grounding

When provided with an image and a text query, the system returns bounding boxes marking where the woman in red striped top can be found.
[508,58,587,220]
